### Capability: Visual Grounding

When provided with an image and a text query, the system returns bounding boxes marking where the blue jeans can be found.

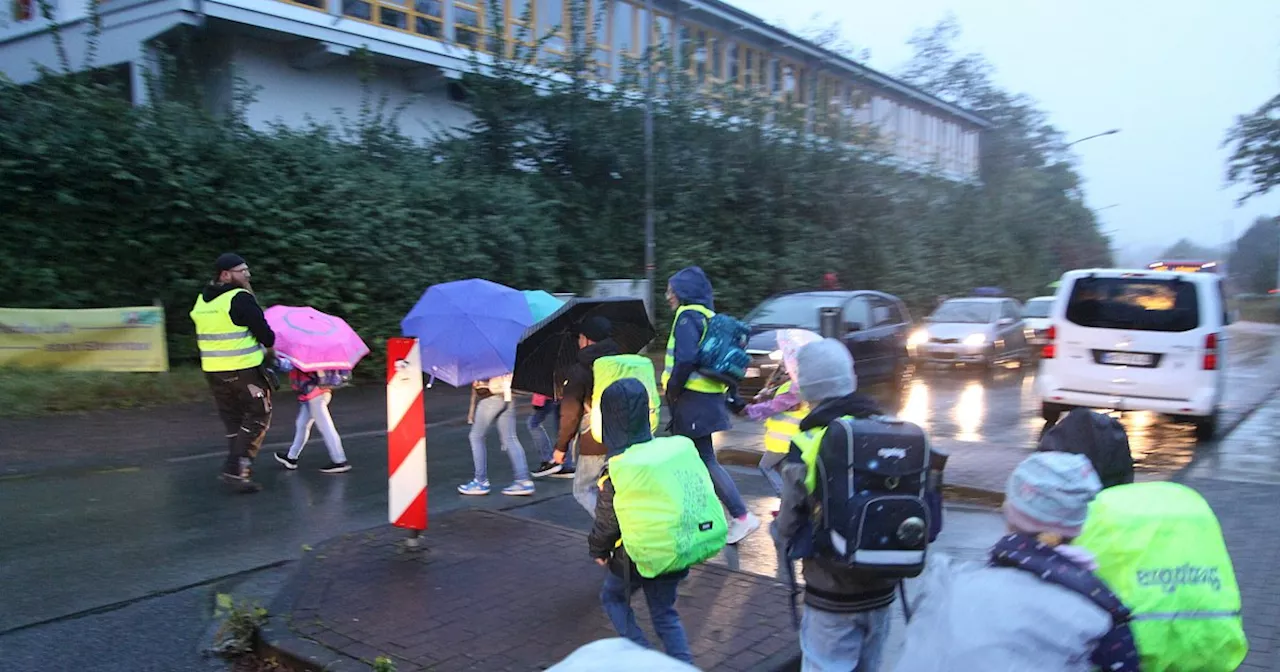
[528,401,571,467]
[469,394,530,483]
[799,605,891,672]
[599,570,693,664]
[691,434,747,519]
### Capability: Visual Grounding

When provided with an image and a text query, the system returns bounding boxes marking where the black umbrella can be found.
[512,297,657,397]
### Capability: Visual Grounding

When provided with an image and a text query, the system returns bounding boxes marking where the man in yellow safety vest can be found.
[190,253,277,493]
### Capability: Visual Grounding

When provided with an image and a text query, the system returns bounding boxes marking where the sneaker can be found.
[457,479,491,496]
[274,453,299,470]
[319,461,351,474]
[219,472,263,494]
[550,465,576,479]
[502,480,535,496]
[726,512,761,545]
[533,461,563,478]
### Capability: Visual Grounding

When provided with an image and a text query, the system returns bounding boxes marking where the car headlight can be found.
[907,329,929,348]
[963,333,987,346]
[768,349,783,361]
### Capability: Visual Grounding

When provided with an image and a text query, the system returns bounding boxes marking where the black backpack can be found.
[807,415,933,577]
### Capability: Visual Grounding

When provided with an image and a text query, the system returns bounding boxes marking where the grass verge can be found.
[1235,298,1280,325]
[0,366,209,417]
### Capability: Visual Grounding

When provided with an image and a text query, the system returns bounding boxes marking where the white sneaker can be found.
[726,512,761,545]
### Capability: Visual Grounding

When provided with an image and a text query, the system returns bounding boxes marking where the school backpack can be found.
[694,313,751,385]
[608,436,728,578]
[1075,482,1247,672]
[799,415,933,577]
[590,355,660,443]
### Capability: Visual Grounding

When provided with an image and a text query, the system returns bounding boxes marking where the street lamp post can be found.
[642,0,656,323]
[1065,128,1121,149]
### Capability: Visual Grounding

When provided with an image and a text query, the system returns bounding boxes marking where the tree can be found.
[1228,216,1280,293]
[1223,92,1280,204]
[1158,239,1219,261]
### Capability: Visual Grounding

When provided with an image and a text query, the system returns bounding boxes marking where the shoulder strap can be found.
[990,534,1140,672]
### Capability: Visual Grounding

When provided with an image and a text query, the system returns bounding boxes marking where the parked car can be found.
[1022,296,1055,346]
[909,297,1032,369]
[1037,268,1228,441]
[738,290,914,397]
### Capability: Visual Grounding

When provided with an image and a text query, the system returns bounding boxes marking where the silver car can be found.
[909,297,1032,368]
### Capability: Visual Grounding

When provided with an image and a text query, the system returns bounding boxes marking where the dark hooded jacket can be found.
[587,378,690,581]
[1037,408,1134,490]
[199,283,276,349]
[554,338,622,457]
[776,392,900,613]
[665,267,731,439]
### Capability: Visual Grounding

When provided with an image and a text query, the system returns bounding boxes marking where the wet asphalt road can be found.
[1,326,1277,645]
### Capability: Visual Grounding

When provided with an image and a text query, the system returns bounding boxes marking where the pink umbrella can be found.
[264,305,370,372]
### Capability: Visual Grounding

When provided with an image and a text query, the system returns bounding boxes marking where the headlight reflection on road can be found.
[899,378,929,428]
[955,380,985,442]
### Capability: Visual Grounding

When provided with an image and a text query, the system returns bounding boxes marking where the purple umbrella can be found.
[401,279,534,387]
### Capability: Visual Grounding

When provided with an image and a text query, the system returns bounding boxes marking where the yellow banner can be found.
[0,306,169,372]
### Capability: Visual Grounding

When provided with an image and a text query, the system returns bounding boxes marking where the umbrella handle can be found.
[426,373,436,389]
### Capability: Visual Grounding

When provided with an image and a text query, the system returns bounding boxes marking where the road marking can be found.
[93,467,141,475]
[164,415,469,464]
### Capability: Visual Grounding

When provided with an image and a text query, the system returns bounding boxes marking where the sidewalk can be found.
[260,466,1009,672]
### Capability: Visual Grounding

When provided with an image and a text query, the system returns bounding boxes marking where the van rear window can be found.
[1065,277,1200,332]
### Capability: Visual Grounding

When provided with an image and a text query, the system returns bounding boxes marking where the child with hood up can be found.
[892,451,1140,672]
[739,328,821,495]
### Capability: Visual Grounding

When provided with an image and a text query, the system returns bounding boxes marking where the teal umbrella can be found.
[522,290,565,322]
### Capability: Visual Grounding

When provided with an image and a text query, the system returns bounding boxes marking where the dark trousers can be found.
[206,367,273,477]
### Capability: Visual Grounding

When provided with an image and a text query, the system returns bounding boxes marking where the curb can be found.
[256,510,802,672]
[258,539,372,672]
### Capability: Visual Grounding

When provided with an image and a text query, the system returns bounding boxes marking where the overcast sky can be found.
[726,0,1280,255]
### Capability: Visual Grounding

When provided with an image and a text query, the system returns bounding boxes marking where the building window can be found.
[283,0,327,11]
[340,0,444,39]
[454,0,486,50]
[13,0,34,21]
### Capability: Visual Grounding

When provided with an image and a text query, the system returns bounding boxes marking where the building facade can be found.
[1,0,988,179]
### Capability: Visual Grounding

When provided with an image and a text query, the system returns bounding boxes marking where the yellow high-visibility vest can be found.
[763,381,809,454]
[661,304,728,395]
[190,289,264,372]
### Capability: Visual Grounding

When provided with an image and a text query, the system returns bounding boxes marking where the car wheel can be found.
[1194,411,1219,443]
[1042,402,1065,425]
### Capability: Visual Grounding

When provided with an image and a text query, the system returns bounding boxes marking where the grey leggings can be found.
[287,392,347,463]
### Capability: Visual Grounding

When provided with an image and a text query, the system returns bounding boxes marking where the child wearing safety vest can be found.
[740,329,820,495]
[588,378,727,666]
[1037,409,1248,671]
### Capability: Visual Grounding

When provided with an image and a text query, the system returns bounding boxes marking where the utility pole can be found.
[642,0,656,323]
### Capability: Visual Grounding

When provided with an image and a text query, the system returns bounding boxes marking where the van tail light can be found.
[1203,333,1219,370]
[1042,325,1056,359]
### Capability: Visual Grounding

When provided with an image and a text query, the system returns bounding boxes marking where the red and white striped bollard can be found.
[387,337,427,545]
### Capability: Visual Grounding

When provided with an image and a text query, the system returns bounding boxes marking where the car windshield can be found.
[929,301,994,324]
[1022,300,1052,319]
[1065,277,1200,332]
[745,295,842,331]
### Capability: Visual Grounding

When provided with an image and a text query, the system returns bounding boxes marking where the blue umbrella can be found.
[401,279,534,387]
[522,290,565,323]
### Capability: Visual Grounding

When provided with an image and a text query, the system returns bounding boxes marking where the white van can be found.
[1036,268,1229,440]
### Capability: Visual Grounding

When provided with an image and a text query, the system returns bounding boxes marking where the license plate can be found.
[1100,351,1155,367]
[934,352,955,360]
[744,367,761,378]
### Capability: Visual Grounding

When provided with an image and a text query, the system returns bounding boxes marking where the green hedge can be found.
[0,17,1111,376]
